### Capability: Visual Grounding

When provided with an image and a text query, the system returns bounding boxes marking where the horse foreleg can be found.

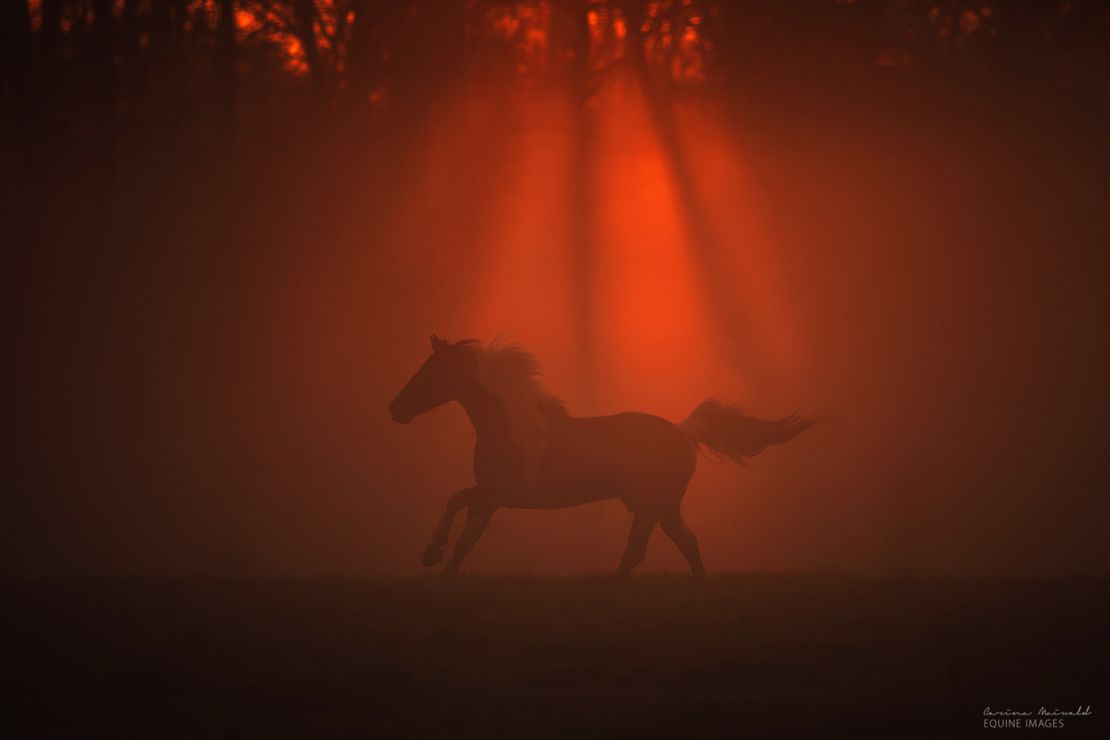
[616,513,657,575]
[443,505,495,575]
[422,486,478,567]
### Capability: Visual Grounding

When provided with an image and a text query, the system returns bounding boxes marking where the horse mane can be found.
[461,338,567,422]
[448,338,564,488]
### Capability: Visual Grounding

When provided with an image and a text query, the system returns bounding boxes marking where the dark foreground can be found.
[5,575,1107,739]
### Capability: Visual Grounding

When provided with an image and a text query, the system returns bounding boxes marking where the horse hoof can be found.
[421,545,444,567]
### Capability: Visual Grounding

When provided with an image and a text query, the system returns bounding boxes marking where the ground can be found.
[6,575,1108,738]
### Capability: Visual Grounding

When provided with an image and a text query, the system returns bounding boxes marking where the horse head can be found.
[388,335,479,423]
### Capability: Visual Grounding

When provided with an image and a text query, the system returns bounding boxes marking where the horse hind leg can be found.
[659,509,706,577]
[616,513,656,575]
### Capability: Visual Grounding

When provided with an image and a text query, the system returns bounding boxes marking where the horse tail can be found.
[680,399,814,464]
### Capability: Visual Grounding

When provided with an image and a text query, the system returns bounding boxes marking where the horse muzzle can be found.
[388,400,413,424]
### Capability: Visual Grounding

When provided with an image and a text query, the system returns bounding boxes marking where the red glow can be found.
[591,78,720,411]
[449,70,806,422]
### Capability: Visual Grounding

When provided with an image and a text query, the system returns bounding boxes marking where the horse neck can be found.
[456,376,510,442]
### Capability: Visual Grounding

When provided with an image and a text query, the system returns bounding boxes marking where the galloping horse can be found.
[388,336,813,575]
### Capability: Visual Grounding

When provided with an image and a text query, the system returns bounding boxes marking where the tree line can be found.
[2,1,1105,133]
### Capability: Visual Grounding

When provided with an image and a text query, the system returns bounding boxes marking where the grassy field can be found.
[6,575,1107,738]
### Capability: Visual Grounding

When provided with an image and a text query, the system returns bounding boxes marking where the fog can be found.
[4,0,1109,577]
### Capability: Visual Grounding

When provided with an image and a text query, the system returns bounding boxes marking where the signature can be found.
[983,706,1092,717]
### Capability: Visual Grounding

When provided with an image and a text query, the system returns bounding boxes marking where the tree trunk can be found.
[216,0,237,118]
[346,0,373,104]
[91,0,117,155]
[559,0,598,402]
[120,0,141,97]
[294,0,323,98]
[1,0,32,123]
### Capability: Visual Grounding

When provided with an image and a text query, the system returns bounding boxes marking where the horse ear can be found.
[430,334,447,352]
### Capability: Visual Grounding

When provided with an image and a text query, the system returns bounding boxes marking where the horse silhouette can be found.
[389,335,813,575]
